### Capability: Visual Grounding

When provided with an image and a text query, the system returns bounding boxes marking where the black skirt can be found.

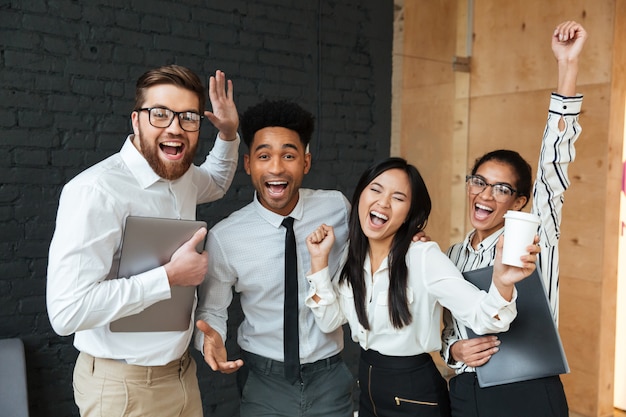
[357,348,451,417]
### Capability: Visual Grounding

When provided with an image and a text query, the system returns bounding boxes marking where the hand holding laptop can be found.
[110,216,209,332]
[450,335,501,368]
[164,227,208,287]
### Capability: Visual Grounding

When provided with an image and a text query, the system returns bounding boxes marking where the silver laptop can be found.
[463,265,569,387]
[109,216,207,332]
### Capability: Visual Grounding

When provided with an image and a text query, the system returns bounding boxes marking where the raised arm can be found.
[534,21,586,320]
[205,70,239,141]
[552,21,587,99]
[304,225,347,332]
[194,70,240,203]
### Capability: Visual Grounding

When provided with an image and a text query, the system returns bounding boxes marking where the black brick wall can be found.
[0,1,392,416]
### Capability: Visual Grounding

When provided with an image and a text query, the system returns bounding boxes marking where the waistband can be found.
[242,351,342,376]
[80,350,192,380]
[360,348,432,370]
[453,371,563,386]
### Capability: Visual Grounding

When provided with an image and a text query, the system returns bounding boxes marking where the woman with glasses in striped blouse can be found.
[441,20,587,417]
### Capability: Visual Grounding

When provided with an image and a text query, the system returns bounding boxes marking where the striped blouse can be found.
[441,93,583,373]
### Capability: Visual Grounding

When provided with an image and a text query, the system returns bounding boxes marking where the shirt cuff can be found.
[483,283,518,325]
[136,265,172,307]
[211,132,240,160]
[549,93,583,115]
[445,343,466,369]
[305,267,336,307]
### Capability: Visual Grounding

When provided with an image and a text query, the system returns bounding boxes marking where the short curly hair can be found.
[240,100,315,149]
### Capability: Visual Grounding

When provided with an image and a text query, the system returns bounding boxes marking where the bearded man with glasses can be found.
[47,65,240,417]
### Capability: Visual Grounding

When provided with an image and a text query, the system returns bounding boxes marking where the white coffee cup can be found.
[502,210,540,267]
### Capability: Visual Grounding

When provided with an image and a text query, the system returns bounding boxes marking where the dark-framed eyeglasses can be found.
[137,107,204,132]
[465,175,517,201]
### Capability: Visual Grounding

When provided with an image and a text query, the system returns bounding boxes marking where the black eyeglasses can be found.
[466,175,517,202]
[137,107,204,132]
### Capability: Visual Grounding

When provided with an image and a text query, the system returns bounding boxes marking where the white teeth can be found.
[267,181,287,185]
[475,203,493,212]
[162,141,182,147]
[371,210,388,221]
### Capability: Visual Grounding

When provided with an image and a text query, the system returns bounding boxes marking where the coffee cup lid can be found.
[503,210,540,224]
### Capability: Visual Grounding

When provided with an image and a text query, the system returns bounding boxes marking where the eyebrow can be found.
[474,174,515,188]
[252,143,301,153]
[370,181,409,198]
[146,104,200,113]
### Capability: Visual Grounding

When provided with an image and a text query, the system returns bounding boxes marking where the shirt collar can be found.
[466,227,504,252]
[363,251,389,276]
[252,189,304,229]
[120,135,161,189]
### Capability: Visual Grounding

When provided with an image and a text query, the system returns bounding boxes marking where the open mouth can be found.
[474,203,494,220]
[266,180,288,196]
[159,141,184,157]
[370,210,388,226]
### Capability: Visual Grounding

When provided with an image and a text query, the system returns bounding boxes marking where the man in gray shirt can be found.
[195,100,354,417]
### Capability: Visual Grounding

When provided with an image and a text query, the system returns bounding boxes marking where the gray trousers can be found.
[240,351,354,417]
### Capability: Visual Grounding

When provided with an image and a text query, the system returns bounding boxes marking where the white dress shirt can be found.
[305,241,517,357]
[195,189,350,363]
[47,134,239,365]
[441,93,583,373]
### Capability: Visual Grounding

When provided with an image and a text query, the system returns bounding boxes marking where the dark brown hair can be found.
[134,64,205,113]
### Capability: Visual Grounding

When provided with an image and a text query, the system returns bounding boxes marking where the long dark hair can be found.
[340,157,431,329]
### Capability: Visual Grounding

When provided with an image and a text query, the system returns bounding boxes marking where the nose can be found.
[268,156,285,174]
[478,185,495,200]
[165,115,184,134]
[377,194,392,208]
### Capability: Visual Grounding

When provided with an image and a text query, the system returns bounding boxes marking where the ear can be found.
[131,111,140,135]
[303,152,312,175]
[513,195,528,211]
[243,153,251,175]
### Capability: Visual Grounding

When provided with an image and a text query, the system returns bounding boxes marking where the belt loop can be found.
[90,354,95,376]
[266,356,274,374]
[147,367,153,386]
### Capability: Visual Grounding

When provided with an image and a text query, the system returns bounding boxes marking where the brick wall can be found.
[0,1,392,416]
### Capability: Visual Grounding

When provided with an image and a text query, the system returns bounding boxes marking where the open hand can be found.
[205,70,238,141]
[196,319,244,374]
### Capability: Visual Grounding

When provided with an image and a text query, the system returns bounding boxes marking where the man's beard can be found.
[138,132,198,181]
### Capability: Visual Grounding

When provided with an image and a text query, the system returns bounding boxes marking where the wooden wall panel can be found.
[401,74,455,243]
[471,0,614,97]
[401,0,457,245]
[397,0,620,415]
[403,0,456,62]
[600,1,626,415]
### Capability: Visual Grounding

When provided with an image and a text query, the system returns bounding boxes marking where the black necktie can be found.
[281,217,300,383]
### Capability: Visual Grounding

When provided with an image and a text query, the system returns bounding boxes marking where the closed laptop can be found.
[463,266,569,387]
[109,216,207,333]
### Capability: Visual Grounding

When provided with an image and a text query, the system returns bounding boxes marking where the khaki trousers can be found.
[73,351,202,417]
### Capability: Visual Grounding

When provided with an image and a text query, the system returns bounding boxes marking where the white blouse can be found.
[305,241,517,356]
